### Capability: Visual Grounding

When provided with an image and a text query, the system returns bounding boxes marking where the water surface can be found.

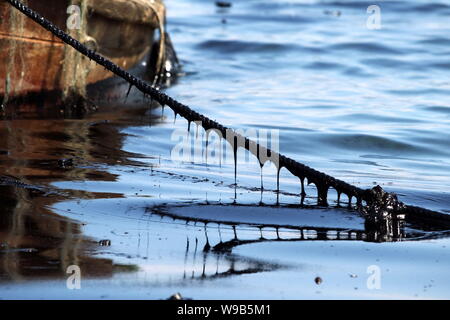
[1,0,450,299]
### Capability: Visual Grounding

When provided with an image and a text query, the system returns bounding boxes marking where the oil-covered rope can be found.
[4,0,450,228]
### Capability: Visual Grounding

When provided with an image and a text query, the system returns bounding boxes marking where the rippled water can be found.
[1,0,450,299]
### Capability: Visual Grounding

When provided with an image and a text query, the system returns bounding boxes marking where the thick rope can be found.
[4,0,450,228]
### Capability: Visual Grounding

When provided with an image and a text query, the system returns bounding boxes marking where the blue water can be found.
[1,0,450,299]
[165,0,450,211]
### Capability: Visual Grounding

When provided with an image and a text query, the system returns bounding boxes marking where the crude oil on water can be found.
[1,0,450,299]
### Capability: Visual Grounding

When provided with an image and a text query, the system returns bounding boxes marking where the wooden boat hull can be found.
[0,0,165,98]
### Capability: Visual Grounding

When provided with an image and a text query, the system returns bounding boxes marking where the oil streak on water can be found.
[1,0,450,299]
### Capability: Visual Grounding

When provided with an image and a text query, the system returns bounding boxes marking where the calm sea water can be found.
[1,0,450,299]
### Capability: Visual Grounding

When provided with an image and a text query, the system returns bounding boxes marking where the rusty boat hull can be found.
[0,0,165,99]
